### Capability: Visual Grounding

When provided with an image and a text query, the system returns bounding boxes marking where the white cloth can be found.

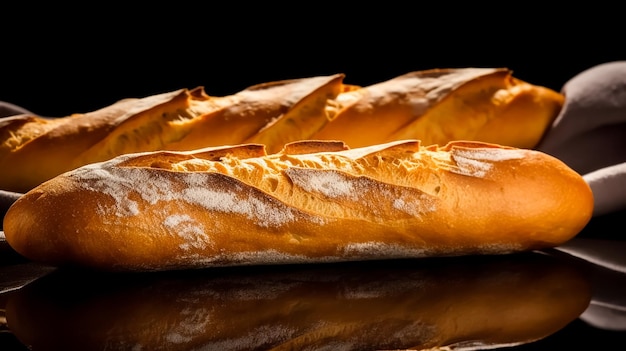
[537,61,626,216]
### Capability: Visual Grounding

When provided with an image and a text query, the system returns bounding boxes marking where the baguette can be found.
[312,68,564,149]
[5,254,591,350]
[0,75,344,193]
[3,139,594,272]
[0,68,564,193]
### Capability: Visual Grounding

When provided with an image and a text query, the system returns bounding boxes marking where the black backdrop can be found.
[1,5,624,117]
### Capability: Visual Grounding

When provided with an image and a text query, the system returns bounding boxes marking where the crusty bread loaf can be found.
[312,68,564,149]
[3,139,593,271]
[5,254,591,350]
[0,75,345,193]
[0,68,564,193]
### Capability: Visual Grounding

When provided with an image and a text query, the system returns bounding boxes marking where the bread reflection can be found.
[6,253,590,350]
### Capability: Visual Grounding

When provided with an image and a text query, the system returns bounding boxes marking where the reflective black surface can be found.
[0,252,595,350]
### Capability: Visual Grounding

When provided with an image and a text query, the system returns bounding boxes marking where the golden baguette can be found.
[3,140,593,272]
[0,68,563,193]
[312,68,564,149]
[0,75,344,193]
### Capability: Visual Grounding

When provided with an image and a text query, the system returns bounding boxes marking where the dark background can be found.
[1,5,624,117]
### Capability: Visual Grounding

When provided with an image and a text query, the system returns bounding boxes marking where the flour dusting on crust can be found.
[73,165,300,228]
[285,168,437,219]
[163,214,211,250]
[286,169,355,199]
[343,242,429,258]
[450,148,526,177]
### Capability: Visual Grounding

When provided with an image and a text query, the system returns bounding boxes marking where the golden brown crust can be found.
[312,68,564,148]
[0,76,345,193]
[0,68,563,193]
[3,140,593,272]
[0,89,199,193]
[165,74,345,153]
